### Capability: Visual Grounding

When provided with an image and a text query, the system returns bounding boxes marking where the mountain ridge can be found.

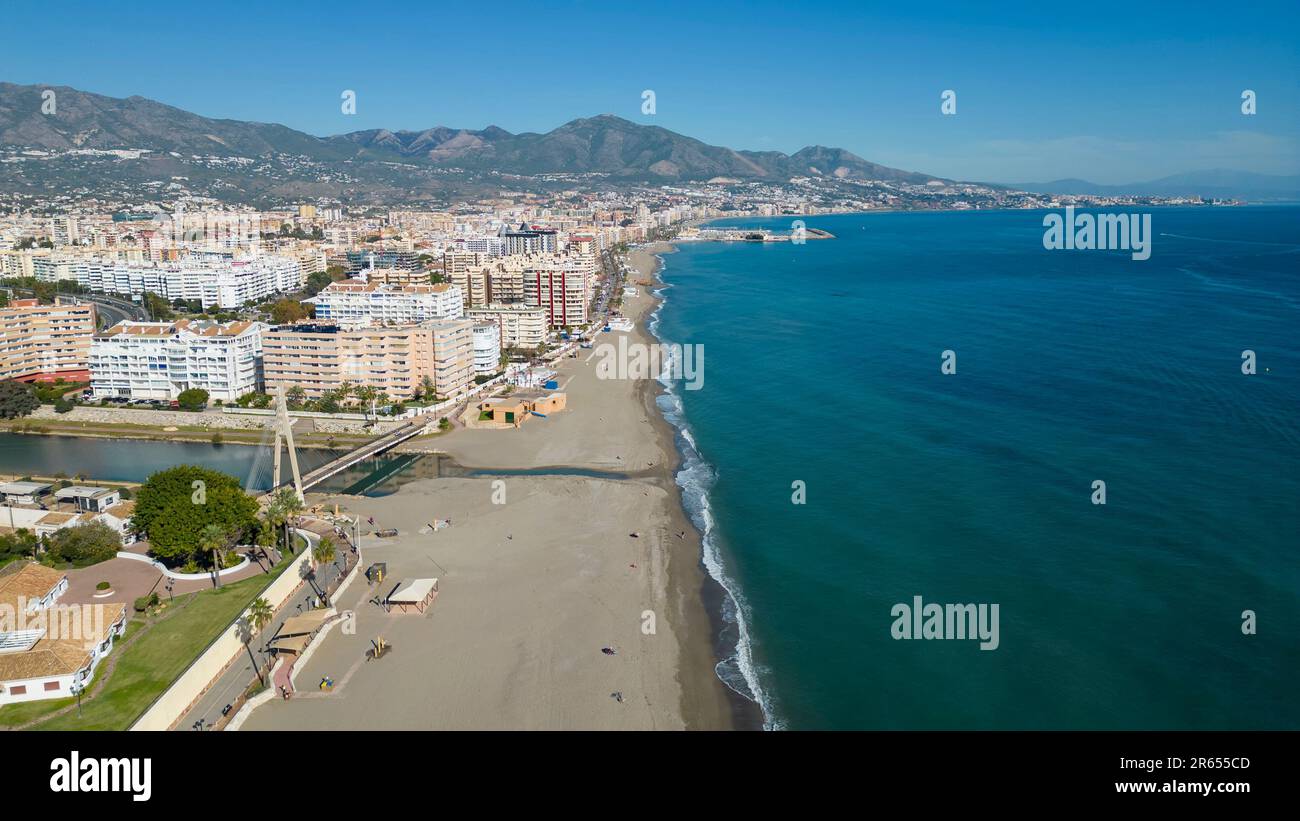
[0,83,935,183]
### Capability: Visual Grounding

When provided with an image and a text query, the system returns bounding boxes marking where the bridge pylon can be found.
[270,385,305,503]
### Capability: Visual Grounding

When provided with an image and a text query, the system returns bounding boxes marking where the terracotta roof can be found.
[0,564,65,602]
[0,604,126,683]
[103,500,136,520]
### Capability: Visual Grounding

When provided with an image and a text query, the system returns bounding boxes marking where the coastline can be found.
[632,242,770,731]
[236,244,740,731]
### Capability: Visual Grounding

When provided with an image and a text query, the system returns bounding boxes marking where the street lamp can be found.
[165,579,174,601]
[71,681,84,717]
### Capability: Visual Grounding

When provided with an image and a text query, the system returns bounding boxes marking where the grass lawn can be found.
[31,566,290,731]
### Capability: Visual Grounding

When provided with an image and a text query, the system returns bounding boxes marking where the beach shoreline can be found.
[239,241,743,731]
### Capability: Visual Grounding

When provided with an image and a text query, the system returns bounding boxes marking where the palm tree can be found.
[311,536,338,604]
[243,597,274,686]
[271,487,304,554]
[420,375,435,401]
[254,517,278,569]
[198,523,229,588]
[312,535,337,568]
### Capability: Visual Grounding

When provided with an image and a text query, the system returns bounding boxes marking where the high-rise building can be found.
[262,319,475,402]
[466,304,548,350]
[0,299,96,382]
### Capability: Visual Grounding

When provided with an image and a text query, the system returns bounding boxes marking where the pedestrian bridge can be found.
[271,416,433,495]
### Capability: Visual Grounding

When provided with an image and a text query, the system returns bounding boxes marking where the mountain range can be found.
[0,82,933,185]
[1,82,1293,204]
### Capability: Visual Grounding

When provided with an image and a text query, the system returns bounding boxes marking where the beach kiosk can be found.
[384,578,439,614]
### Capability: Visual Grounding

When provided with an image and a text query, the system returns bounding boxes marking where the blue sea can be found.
[649,206,1300,730]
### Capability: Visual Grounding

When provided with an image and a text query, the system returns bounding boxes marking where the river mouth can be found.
[311,453,634,496]
[0,432,637,497]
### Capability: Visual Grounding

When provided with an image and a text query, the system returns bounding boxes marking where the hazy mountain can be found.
[0,83,936,184]
[1008,170,1300,201]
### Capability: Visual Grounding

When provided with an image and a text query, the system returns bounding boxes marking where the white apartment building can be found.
[471,322,501,376]
[71,254,303,309]
[466,304,547,350]
[90,319,265,402]
[308,281,463,326]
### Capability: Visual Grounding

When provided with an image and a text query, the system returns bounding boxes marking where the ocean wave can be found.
[647,254,782,730]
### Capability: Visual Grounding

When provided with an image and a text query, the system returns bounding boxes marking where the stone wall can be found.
[30,406,269,430]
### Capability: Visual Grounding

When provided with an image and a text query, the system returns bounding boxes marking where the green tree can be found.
[198,523,230,587]
[176,388,209,411]
[0,529,40,566]
[142,291,173,320]
[303,271,334,297]
[0,380,39,419]
[242,596,274,685]
[268,487,304,554]
[131,466,258,565]
[285,385,306,408]
[45,521,122,567]
[270,298,309,325]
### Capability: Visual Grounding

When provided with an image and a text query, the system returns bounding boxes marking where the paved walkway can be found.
[177,528,355,731]
[63,548,267,608]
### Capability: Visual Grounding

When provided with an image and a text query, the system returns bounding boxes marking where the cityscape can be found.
[0,0,1296,802]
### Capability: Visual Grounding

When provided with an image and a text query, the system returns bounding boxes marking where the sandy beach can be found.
[243,241,738,730]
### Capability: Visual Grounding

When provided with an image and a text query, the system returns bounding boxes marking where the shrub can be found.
[176,388,209,412]
[54,397,74,413]
[0,379,39,419]
[96,581,111,591]
[133,593,158,612]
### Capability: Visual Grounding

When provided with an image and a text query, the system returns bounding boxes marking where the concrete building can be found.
[466,304,547,350]
[90,319,265,401]
[71,254,302,309]
[0,298,96,383]
[471,323,501,376]
[308,281,463,327]
[262,318,475,402]
[525,266,590,327]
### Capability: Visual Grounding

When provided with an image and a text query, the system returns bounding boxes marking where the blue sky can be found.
[5,0,1298,183]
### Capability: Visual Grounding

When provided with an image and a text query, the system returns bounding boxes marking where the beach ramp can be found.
[385,578,439,614]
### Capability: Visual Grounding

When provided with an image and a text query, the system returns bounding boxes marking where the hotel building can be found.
[525,266,591,327]
[0,299,96,382]
[90,319,265,401]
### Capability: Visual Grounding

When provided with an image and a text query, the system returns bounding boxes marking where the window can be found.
[44,681,61,692]
[10,685,26,695]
